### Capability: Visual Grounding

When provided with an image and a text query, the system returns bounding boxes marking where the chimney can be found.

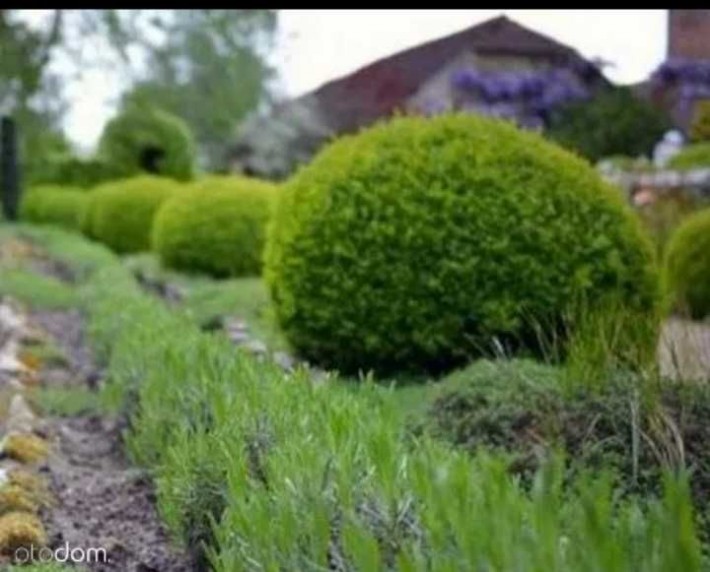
[668,9,710,60]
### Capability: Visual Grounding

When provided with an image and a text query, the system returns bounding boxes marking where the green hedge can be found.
[265,114,661,375]
[81,176,180,253]
[152,176,276,278]
[27,155,119,189]
[98,105,195,181]
[668,143,710,171]
[664,208,710,319]
[12,225,701,572]
[19,186,87,230]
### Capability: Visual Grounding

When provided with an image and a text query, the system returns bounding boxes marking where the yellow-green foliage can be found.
[1,434,49,464]
[152,176,276,277]
[265,113,661,375]
[81,176,180,253]
[668,143,710,170]
[7,470,51,508]
[664,207,710,319]
[0,512,47,554]
[19,186,87,231]
[690,100,710,143]
[0,485,37,514]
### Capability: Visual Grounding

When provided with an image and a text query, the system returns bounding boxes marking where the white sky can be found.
[62,9,669,151]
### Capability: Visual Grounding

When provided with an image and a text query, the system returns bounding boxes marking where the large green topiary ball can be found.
[82,176,180,254]
[98,105,195,181]
[152,176,276,278]
[265,114,660,375]
[667,143,710,171]
[19,185,87,231]
[664,208,710,319]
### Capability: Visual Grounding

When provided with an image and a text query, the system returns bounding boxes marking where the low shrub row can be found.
[19,175,276,275]
[19,186,87,231]
[81,176,180,254]
[152,176,276,277]
[12,225,702,571]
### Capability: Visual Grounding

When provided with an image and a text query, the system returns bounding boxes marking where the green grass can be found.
[0,268,76,309]
[125,252,287,350]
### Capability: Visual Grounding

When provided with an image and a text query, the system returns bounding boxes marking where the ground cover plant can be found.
[419,360,710,522]
[4,224,704,571]
[266,113,660,376]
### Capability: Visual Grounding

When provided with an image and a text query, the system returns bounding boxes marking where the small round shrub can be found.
[664,207,710,319]
[152,176,276,277]
[82,176,180,254]
[19,186,87,230]
[667,143,710,171]
[265,113,660,375]
[98,105,195,181]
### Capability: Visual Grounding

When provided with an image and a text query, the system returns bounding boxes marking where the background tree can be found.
[121,10,277,170]
[3,10,278,179]
[0,10,71,184]
[546,87,671,163]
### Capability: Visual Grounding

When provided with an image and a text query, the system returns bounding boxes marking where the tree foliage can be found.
[121,10,277,170]
[546,87,671,162]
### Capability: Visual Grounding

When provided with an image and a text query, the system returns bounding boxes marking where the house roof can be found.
[299,15,599,133]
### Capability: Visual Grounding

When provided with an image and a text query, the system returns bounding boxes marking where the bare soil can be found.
[31,307,191,571]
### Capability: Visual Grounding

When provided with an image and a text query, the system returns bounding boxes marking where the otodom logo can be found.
[14,543,109,564]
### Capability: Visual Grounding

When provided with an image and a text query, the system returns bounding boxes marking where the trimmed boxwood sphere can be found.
[98,105,195,181]
[82,176,180,253]
[20,185,87,230]
[265,114,660,375]
[152,176,276,277]
[664,208,710,319]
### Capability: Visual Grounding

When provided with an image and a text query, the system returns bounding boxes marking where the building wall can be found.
[668,10,710,59]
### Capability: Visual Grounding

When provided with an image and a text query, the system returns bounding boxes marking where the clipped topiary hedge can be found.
[152,176,276,277]
[28,155,119,189]
[667,143,710,171]
[19,186,87,231]
[664,207,710,319]
[265,113,660,375]
[98,105,195,181]
[82,176,180,254]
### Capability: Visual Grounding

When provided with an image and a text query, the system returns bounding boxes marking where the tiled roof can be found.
[299,15,593,132]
